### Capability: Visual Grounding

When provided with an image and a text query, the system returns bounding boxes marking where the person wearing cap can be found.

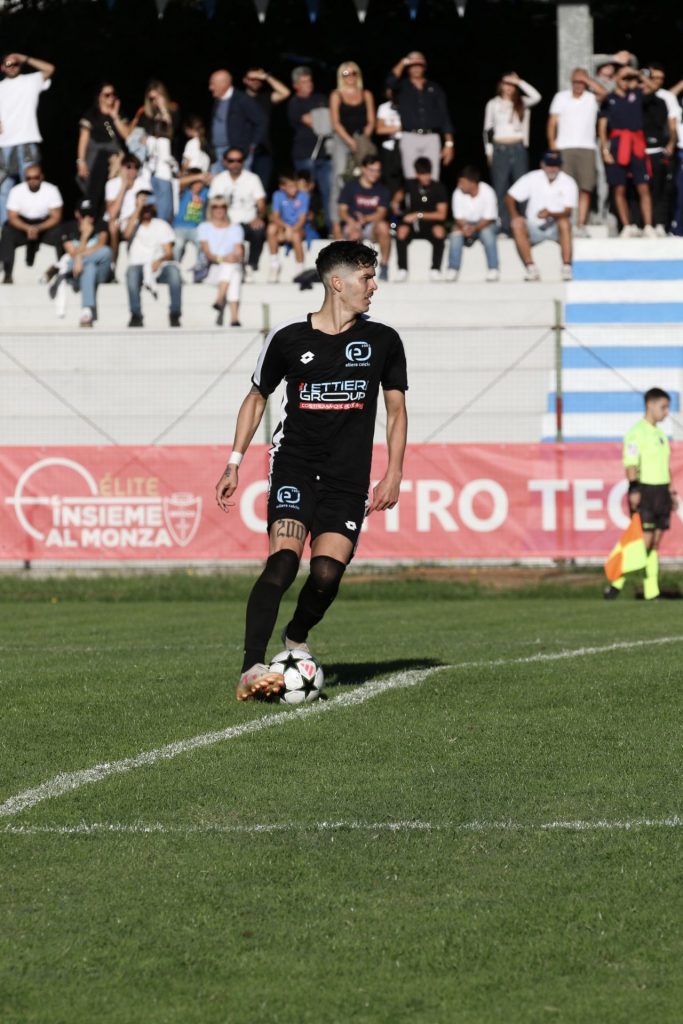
[386,51,454,180]
[0,162,62,283]
[505,152,578,281]
[47,198,112,327]
[598,66,654,238]
[123,193,182,328]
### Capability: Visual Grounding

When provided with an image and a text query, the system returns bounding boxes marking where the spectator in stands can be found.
[296,169,322,245]
[592,50,638,93]
[338,154,391,281]
[50,198,112,328]
[395,156,448,282]
[0,51,55,225]
[483,71,541,233]
[209,147,266,280]
[386,52,454,180]
[505,151,578,281]
[375,87,404,199]
[243,67,291,191]
[197,197,244,327]
[641,72,674,236]
[77,82,131,220]
[547,68,607,236]
[0,163,62,283]
[266,172,309,282]
[105,155,152,268]
[173,169,210,263]
[645,64,681,234]
[287,67,331,234]
[446,166,499,282]
[598,66,654,238]
[129,80,181,224]
[208,68,266,174]
[180,115,211,174]
[123,195,181,328]
[667,76,683,235]
[329,61,376,235]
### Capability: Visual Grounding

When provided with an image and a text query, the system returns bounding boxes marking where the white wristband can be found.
[228,452,243,467]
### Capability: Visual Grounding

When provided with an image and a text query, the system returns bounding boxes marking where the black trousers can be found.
[242,222,265,270]
[649,151,672,229]
[0,219,63,276]
[396,222,445,271]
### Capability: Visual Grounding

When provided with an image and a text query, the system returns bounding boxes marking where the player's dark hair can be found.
[459,164,481,183]
[413,157,432,174]
[644,387,671,404]
[315,241,378,285]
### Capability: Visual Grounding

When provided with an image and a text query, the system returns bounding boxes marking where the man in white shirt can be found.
[446,165,499,282]
[0,51,55,225]
[0,163,62,283]
[104,155,152,266]
[505,152,578,281]
[547,68,607,233]
[123,196,181,327]
[209,147,266,277]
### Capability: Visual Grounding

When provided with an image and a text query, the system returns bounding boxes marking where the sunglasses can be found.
[226,158,243,164]
[25,175,41,182]
[342,70,358,77]
[212,203,227,209]
[101,90,116,97]
[621,74,639,82]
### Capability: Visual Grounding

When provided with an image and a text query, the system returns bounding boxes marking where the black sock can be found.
[286,556,346,643]
[242,550,300,672]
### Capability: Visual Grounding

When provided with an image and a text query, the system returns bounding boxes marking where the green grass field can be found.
[1,572,682,1023]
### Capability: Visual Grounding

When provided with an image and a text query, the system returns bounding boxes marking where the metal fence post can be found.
[554,299,564,443]
[261,303,272,443]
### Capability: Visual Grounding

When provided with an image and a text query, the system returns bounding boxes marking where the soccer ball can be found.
[268,649,324,705]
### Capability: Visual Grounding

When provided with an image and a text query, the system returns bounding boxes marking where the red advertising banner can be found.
[1,444,682,562]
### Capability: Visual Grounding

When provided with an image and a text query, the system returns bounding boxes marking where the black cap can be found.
[542,150,563,167]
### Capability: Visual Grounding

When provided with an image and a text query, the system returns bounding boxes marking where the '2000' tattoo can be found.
[276,520,306,542]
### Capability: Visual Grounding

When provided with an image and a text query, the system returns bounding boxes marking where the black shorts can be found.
[267,461,369,556]
[639,484,672,532]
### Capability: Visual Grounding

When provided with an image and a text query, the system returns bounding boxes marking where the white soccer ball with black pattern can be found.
[268,649,324,704]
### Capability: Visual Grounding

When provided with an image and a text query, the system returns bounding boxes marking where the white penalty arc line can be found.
[2,816,681,837]
[1,634,682,822]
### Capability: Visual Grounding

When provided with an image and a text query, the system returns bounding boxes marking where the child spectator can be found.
[296,170,321,244]
[266,172,309,282]
[180,115,211,174]
[173,170,210,263]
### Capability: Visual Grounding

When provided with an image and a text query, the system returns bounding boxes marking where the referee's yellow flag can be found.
[604,513,648,582]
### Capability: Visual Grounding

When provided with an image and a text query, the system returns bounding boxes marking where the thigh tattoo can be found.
[275,520,307,542]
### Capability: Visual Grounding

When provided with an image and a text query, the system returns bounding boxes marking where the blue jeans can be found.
[448,225,499,271]
[173,225,199,262]
[126,262,182,316]
[0,142,41,224]
[211,146,229,175]
[152,176,174,223]
[491,142,528,233]
[294,156,331,231]
[72,246,113,312]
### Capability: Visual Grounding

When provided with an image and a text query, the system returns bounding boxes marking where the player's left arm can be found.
[370,389,407,513]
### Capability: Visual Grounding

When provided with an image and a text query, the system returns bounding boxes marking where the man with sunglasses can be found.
[0,163,62,284]
[0,51,55,226]
[598,66,654,237]
[209,147,266,280]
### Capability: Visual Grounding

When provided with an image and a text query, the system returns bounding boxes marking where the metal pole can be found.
[261,303,272,443]
[554,299,564,442]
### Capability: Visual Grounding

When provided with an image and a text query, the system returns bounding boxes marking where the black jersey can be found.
[252,313,408,490]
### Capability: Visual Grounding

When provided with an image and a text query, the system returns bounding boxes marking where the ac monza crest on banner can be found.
[162,493,202,548]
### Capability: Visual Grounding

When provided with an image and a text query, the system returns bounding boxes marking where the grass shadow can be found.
[322,658,444,690]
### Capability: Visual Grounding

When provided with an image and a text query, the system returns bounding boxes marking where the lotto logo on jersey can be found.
[276,486,301,507]
[345,341,372,366]
[299,379,368,411]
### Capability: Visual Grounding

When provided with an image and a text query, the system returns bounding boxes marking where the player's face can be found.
[340,266,377,312]
[649,398,670,423]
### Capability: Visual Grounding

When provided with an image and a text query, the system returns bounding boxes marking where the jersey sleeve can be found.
[623,428,640,469]
[251,327,288,397]
[381,330,408,392]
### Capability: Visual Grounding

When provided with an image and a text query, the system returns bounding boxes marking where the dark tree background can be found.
[1,0,682,212]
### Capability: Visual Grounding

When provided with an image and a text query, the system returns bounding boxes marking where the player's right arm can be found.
[215,385,267,512]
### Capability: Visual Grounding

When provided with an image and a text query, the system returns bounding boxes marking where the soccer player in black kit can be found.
[215,241,408,700]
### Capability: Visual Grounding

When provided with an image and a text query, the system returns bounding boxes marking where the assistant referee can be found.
[604,387,679,601]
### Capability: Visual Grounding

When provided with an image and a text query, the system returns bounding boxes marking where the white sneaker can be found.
[524,263,541,282]
[485,269,500,282]
[655,224,667,238]
[394,269,408,283]
[267,263,281,284]
[242,265,253,282]
[642,225,657,238]
[281,626,311,656]
[561,263,573,281]
[445,269,458,282]
[79,308,93,327]
[429,269,443,282]
[573,225,589,238]
[620,224,638,238]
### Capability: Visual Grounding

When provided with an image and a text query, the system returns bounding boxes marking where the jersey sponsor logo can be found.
[345,341,372,367]
[299,379,368,411]
[300,351,315,364]
[276,485,301,507]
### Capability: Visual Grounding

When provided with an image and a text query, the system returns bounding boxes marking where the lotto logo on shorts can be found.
[345,520,357,531]
[276,486,301,507]
[345,341,372,366]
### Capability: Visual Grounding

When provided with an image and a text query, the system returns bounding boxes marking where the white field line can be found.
[1,816,681,837]
[1,633,682,822]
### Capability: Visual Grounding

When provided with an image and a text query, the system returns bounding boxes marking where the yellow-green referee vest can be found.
[623,419,670,485]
